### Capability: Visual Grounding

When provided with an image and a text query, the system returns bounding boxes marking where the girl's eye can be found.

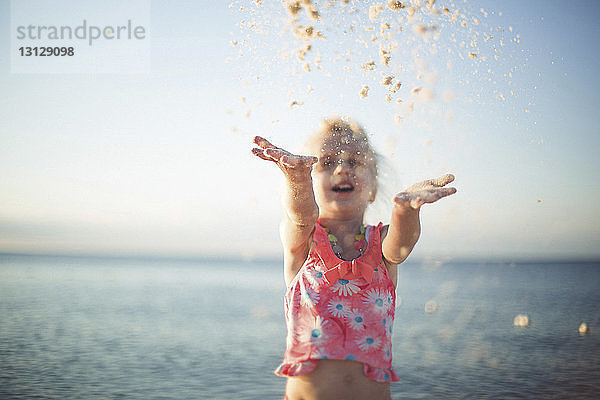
[322,158,333,167]
[347,158,358,166]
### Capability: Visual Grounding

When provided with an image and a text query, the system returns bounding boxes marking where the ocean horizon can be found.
[2,251,598,266]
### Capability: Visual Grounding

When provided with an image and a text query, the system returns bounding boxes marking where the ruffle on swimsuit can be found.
[275,221,399,383]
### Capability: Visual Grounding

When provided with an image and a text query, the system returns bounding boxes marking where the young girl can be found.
[252,118,456,400]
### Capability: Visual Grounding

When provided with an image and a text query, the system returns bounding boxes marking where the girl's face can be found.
[311,133,377,220]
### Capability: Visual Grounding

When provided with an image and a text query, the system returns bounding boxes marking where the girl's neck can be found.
[318,216,364,236]
[319,216,367,260]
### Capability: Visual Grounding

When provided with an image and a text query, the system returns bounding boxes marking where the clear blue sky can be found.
[1,0,598,261]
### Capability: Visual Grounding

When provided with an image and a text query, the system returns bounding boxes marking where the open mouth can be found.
[332,183,354,192]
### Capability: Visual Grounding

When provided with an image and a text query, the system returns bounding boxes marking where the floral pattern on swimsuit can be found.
[275,222,399,383]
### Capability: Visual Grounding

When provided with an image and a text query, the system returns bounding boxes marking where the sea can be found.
[1,254,598,399]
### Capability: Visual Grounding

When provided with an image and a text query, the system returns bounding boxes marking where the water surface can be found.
[1,255,598,399]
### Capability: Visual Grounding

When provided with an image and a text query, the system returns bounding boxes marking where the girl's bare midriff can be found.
[285,360,391,400]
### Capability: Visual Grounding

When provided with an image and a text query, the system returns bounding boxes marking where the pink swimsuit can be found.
[275,221,399,383]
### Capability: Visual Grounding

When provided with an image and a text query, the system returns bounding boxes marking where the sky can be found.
[0,0,599,261]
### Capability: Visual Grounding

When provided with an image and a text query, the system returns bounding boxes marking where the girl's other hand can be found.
[393,174,457,210]
[252,136,317,172]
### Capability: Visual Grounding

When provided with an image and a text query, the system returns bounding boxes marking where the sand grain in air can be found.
[359,85,369,98]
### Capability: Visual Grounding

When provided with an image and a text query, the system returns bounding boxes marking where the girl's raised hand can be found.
[252,136,317,172]
[393,174,457,210]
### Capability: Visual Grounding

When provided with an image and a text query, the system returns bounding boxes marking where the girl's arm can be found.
[382,174,456,265]
[252,136,319,283]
